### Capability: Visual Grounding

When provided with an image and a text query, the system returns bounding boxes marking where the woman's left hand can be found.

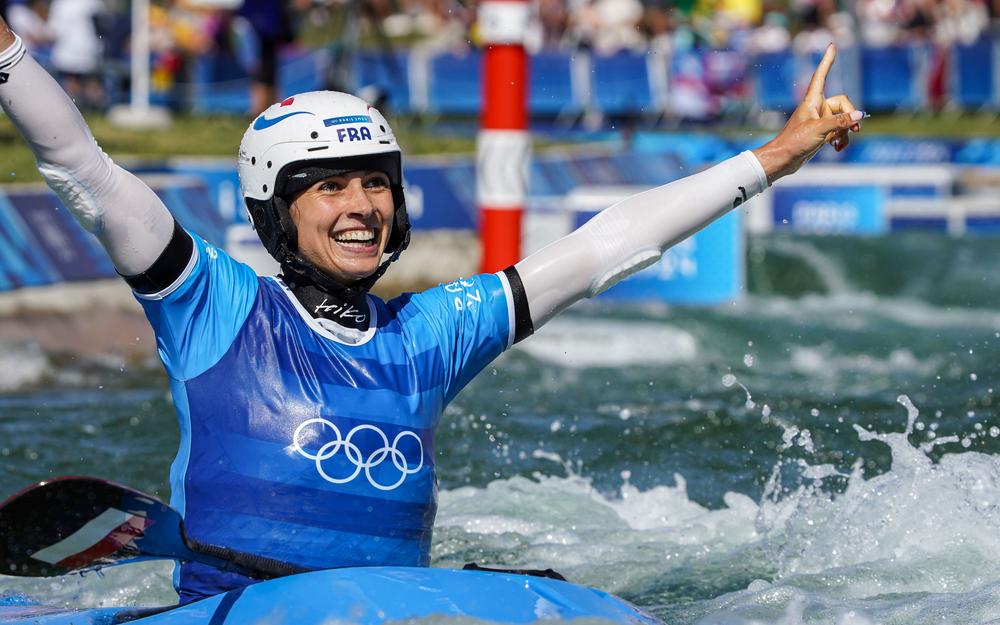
[752,44,863,185]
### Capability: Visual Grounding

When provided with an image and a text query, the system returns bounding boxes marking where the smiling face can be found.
[288,170,396,284]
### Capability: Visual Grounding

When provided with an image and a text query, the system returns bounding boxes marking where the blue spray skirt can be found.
[0,566,664,625]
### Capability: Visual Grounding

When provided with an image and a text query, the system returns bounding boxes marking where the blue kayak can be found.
[0,566,664,624]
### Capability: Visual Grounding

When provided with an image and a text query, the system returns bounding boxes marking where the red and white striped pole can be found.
[476,0,532,273]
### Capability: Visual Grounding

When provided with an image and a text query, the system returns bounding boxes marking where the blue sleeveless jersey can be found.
[135,233,514,600]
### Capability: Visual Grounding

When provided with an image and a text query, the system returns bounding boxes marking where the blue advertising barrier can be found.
[134,159,481,231]
[0,193,87,290]
[354,51,412,112]
[965,216,1000,234]
[754,51,797,112]
[168,39,998,117]
[530,52,578,117]
[952,38,996,109]
[132,160,480,230]
[955,139,1000,165]
[571,206,742,305]
[155,162,244,224]
[404,163,477,229]
[633,132,996,169]
[7,136,993,298]
[815,137,962,166]
[135,151,687,232]
[772,185,887,235]
[428,51,483,115]
[0,151,711,301]
[591,51,655,115]
[0,180,229,291]
[189,48,326,114]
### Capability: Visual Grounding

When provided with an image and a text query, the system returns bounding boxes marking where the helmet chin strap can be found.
[249,178,411,306]
[278,224,411,300]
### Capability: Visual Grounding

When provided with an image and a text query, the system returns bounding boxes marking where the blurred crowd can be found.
[0,0,312,113]
[356,0,1000,55]
[528,0,1000,56]
[2,0,999,113]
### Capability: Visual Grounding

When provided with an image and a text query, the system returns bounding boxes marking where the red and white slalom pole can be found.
[476,0,532,273]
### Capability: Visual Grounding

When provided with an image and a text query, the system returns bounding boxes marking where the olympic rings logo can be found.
[292,418,424,491]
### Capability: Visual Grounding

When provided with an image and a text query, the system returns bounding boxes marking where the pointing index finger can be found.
[806,44,837,98]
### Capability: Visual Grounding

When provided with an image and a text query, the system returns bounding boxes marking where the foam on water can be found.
[4,365,999,625]
[5,396,1000,623]
[513,317,698,368]
[0,561,176,609]
[742,292,1000,333]
[0,339,159,393]
[433,396,1000,624]
[789,346,939,379]
[0,341,51,392]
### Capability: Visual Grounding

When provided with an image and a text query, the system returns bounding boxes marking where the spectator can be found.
[791,4,834,54]
[236,0,299,117]
[410,0,474,52]
[935,0,989,44]
[749,11,792,53]
[596,0,645,52]
[641,2,676,56]
[899,0,935,42]
[47,0,106,110]
[717,0,764,27]
[527,0,571,52]
[166,0,252,111]
[826,9,856,48]
[148,1,199,110]
[566,0,601,50]
[856,0,902,46]
[566,0,644,54]
[5,0,49,52]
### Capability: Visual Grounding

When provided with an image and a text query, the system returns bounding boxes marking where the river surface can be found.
[3,232,1000,624]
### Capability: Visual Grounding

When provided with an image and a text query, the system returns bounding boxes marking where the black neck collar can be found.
[280,272,371,332]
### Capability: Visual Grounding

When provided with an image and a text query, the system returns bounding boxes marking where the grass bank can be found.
[0,114,477,183]
[1,110,997,183]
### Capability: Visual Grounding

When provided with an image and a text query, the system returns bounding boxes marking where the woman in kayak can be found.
[0,17,861,602]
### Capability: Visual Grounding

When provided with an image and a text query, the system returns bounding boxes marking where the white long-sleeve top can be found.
[0,34,175,276]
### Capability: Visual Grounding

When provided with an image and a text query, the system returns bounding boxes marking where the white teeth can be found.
[334,230,375,245]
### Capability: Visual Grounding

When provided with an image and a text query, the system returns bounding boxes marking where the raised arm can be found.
[512,45,861,334]
[0,19,180,285]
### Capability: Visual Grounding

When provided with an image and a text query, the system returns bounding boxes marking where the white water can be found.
[0,341,51,392]
[739,292,1000,333]
[789,346,940,379]
[433,397,1000,624]
[514,318,699,368]
[5,397,1000,624]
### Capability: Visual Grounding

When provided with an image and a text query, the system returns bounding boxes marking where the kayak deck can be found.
[0,566,664,624]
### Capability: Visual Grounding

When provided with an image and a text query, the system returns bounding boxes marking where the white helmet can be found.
[237,91,409,291]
